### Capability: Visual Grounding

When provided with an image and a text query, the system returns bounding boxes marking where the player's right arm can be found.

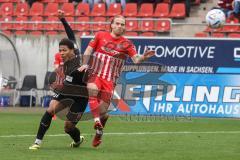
[78,32,100,72]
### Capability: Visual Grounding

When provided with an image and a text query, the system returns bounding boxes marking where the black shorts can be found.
[52,92,88,124]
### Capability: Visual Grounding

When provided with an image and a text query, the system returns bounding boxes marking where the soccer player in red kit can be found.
[79,15,155,147]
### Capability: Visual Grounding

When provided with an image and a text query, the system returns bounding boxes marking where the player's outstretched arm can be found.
[58,10,76,43]
[78,46,93,72]
[131,50,155,64]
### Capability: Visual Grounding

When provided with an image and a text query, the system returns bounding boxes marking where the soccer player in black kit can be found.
[29,10,88,150]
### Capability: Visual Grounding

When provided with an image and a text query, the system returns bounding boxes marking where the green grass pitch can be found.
[0,108,240,160]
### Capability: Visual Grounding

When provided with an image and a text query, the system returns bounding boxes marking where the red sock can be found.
[89,96,100,119]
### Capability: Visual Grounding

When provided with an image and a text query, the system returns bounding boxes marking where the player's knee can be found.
[87,83,99,97]
[46,100,59,115]
[64,121,75,133]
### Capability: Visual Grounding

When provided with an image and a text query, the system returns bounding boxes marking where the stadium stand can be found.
[168,3,186,18]
[90,3,106,17]
[61,2,74,16]
[140,20,154,32]
[153,3,170,18]
[125,31,138,36]
[137,3,154,17]
[125,18,139,31]
[0,0,214,36]
[228,33,240,38]
[75,3,90,17]
[140,31,156,37]
[211,32,225,38]
[0,2,13,16]
[194,32,208,37]
[106,3,122,17]
[74,16,90,32]
[44,3,59,16]
[123,3,137,17]
[155,19,171,32]
[91,17,107,31]
[15,2,29,16]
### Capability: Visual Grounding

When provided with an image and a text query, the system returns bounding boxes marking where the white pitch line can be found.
[1,131,240,138]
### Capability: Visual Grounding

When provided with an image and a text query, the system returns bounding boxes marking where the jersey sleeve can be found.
[54,53,62,65]
[60,18,76,43]
[126,40,137,57]
[88,32,101,49]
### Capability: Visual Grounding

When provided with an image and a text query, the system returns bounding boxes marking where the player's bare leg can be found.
[87,82,103,127]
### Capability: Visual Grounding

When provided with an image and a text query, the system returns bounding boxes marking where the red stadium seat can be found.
[29,2,44,16]
[91,3,106,17]
[28,16,43,31]
[44,16,59,31]
[12,16,28,31]
[58,17,74,30]
[153,3,169,18]
[0,16,12,30]
[75,17,90,31]
[75,3,90,17]
[2,30,12,35]
[155,19,171,32]
[123,3,137,17]
[44,3,59,16]
[0,3,13,16]
[92,17,107,31]
[15,2,29,16]
[140,32,156,37]
[138,3,154,17]
[222,18,239,33]
[194,32,208,37]
[107,3,122,17]
[140,20,154,32]
[125,31,138,36]
[55,0,68,3]
[228,33,240,38]
[29,31,43,35]
[169,3,186,18]
[61,3,75,16]
[15,30,27,35]
[0,0,11,2]
[41,0,55,3]
[211,33,225,38]
[125,18,138,31]
[45,31,58,35]
[204,26,222,33]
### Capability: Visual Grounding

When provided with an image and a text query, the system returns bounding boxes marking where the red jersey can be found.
[88,31,137,82]
[54,52,63,66]
[217,0,233,10]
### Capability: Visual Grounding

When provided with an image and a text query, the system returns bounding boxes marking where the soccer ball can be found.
[205,9,226,28]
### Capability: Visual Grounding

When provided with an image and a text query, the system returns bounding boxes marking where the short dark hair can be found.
[59,38,74,49]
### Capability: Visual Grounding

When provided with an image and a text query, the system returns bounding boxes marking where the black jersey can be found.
[63,55,87,86]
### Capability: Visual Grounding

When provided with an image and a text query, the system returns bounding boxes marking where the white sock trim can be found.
[94,117,100,122]
[35,139,42,145]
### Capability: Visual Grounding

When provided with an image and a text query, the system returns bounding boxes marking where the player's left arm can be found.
[58,10,76,43]
[131,50,155,64]
[126,41,155,64]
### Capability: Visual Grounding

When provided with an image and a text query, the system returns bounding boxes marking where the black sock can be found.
[36,111,53,140]
[66,127,80,143]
